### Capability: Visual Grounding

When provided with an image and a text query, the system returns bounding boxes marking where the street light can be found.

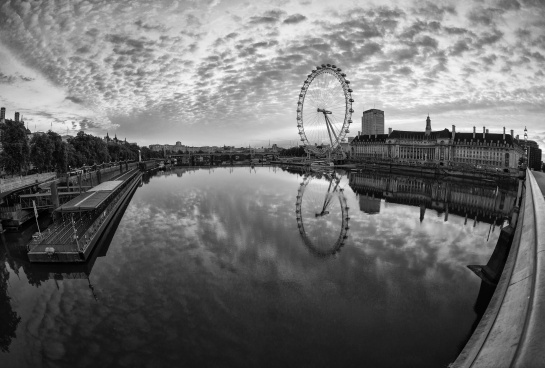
[524,126,528,168]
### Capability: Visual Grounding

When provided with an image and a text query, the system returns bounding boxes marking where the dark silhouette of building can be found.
[527,141,542,171]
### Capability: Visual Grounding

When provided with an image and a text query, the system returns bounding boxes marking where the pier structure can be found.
[27,169,142,262]
[453,169,545,367]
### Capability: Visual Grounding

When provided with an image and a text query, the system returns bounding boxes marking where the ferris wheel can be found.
[297,64,353,157]
[295,172,350,257]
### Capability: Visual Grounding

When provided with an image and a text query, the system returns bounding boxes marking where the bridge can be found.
[453,169,545,367]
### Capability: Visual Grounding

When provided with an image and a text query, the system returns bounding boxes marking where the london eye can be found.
[295,172,350,257]
[296,64,353,158]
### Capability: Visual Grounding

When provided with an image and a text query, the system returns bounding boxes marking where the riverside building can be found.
[361,109,384,136]
[350,115,525,169]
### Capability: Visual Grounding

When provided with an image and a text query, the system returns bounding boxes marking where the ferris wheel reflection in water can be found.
[295,171,350,257]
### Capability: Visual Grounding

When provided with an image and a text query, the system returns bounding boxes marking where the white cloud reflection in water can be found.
[1,167,502,368]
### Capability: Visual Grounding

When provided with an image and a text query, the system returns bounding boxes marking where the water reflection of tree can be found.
[0,244,21,353]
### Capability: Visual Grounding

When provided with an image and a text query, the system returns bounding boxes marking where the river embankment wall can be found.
[453,169,545,367]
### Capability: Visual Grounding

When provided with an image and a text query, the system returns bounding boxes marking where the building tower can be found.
[361,109,385,136]
[0,107,5,124]
[425,115,431,136]
[14,112,20,122]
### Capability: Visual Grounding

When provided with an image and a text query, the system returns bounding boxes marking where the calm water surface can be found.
[0,167,509,368]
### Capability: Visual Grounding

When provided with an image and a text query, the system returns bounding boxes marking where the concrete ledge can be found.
[452,169,545,367]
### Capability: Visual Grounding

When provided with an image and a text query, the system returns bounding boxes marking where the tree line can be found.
[0,119,162,175]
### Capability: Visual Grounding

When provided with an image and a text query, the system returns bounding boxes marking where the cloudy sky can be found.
[0,0,544,150]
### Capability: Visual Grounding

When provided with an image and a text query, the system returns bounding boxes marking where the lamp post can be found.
[524,126,528,169]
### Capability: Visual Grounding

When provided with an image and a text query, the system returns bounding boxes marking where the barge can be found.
[27,169,142,263]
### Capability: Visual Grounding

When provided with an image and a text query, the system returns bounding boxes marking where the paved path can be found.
[532,171,545,196]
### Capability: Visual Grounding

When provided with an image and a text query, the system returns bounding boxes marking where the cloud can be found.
[467,6,504,27]
[449,39,471,56]
[0,72,18,84]
[248,10,286,25]
[66,96,84,104]
[0,1,543,147]
[283,14,307,24]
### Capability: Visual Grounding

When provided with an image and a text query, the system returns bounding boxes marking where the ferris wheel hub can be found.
[317,108,332,114]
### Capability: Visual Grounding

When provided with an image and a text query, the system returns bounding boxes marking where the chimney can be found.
[486,129,489,134]
[0,107,5,123]
[503,127,505,141]
[510,130,514,139]
[452,125,456,139]
[483,127,485,139]
[473,126,476,139]
[14,112,20,122]
[388,127,392,136]
[516,134,519,142]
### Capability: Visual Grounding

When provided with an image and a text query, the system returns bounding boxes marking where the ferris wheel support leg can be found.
[324,114,339,146]
[325,117,335,148]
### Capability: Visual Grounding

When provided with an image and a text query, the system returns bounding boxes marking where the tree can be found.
[0,247,21,352]
[0,120,30,175]
[282,146,306,157]
[30,133,54,172]
[47,131,68,172]
[68,131,110,165]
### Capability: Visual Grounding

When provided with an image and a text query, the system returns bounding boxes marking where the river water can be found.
[0,166,517,368]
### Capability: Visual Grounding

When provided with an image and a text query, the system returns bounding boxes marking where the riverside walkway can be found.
[0,172,56,194]
[453,169,545,367]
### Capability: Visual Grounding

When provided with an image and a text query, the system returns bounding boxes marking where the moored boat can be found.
[27,169,142,263]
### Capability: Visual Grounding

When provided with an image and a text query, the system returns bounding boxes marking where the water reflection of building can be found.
[358,194,381,214]
[349,171,518,225]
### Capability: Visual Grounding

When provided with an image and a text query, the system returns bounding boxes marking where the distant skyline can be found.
[0,0,544,155]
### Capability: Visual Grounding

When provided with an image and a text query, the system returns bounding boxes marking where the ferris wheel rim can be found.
[296,64,353,152]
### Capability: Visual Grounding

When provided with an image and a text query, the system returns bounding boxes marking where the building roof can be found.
[352,133,388,142]
[389,129,451,140]
[362,108,384,114]
[351,129,522,146]
[87,180,122,192]
[56,191,112,212]
[55,180,122,212]
[452,132,517,145]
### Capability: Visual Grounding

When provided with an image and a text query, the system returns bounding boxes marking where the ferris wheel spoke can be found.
[330,114,345,137]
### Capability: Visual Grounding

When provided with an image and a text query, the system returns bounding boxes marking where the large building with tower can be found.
[350,115,525,170]
[361,109,384,136]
